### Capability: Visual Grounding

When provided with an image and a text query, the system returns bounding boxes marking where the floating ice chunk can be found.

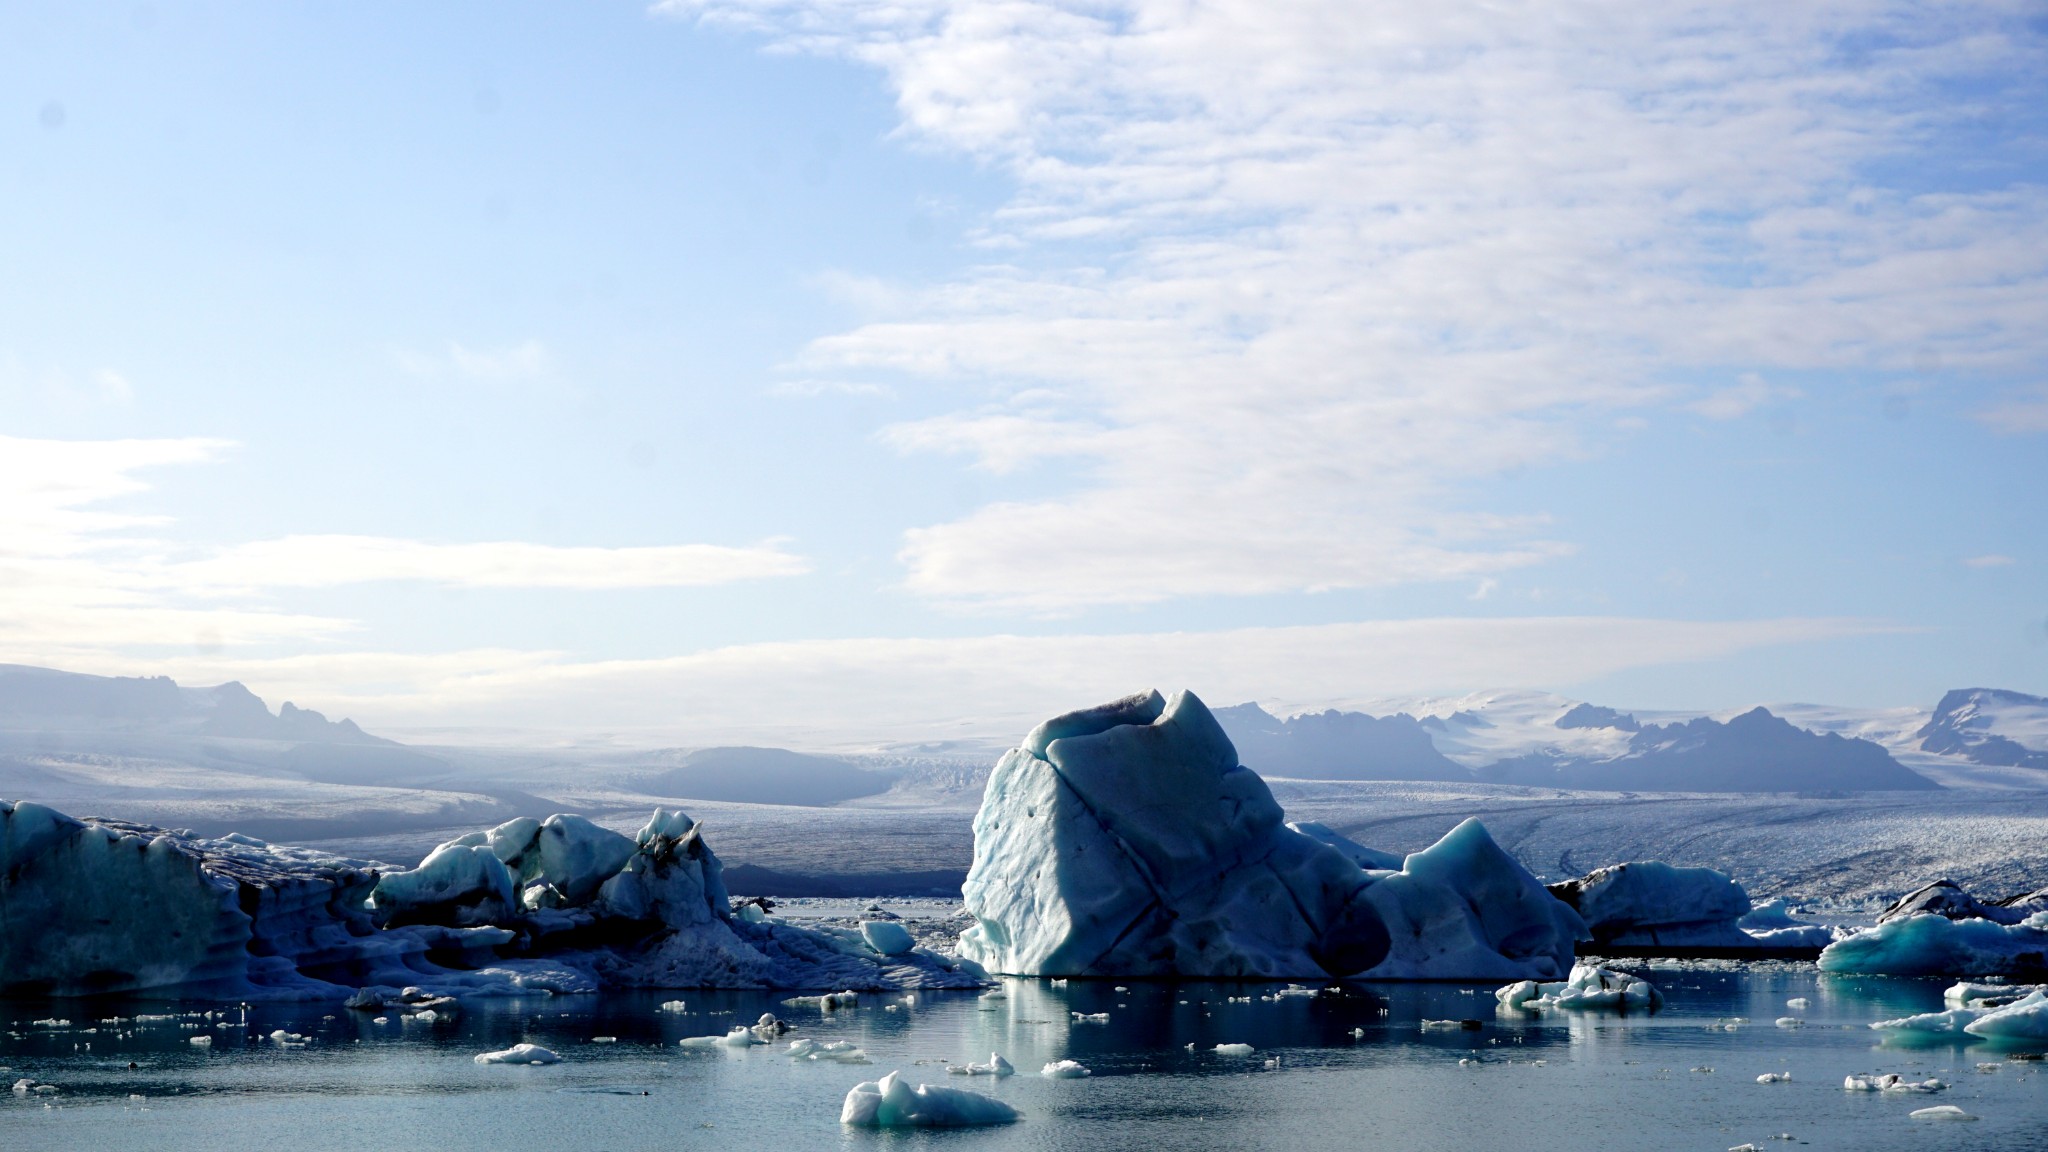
[1071,1012,1109,1023]
[788,1039,819,1058]
[1419,1020,1467,1031]
[1214,1043,1255,1056]
[1977,1062,2002,1073]
[949,1053,1015,1077]
[861,920,916,956]
[811,1041,870,1064]
[1963,989,2048,1039]
[1871,1007,1980,1033]
[1784,997,1808,1010]
[682,1027,762,1049]
[658,1000,687,1013]
[1757,1072,1790,1083]
[1495,964,1661,1013]
[11,1079,32,1094]
[839,1070,1020,1128]
[1843,1074,1944,1093]
[783,991,859,1011]
[1774,1017,1801,1029]
[474,1043,560,1065]
[1040,1060,1091,1078]
[1819,913,2048,978]
[1909,1105,1976,1121]
[188,1035,212,1047]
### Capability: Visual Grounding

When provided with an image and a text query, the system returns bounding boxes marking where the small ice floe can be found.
[1962,989,2048,1039]
[948,1053,1015,1077]
[188,1035,213,1047]
[840,1070,1020,1128]
[591,1036,617,1044]
[1049,978,1068,987]
[1977,1062,2002,1074]
[474,1044,560,1066]
[658,1000,687,1013]
[1908,1105,1977,1121]
[1691,1066,1714,1074]
[1730,1144,1762,1151]
[1843,1073,1944,1093]
[1773,1017,1801,1029]
[268,1030,309,1045]
[1756,1072,1791,1084]
[1419,1019,1468,1032]
[751,1013,788,1041]
[11,1080,33,1095]
[679,1028,762,1049]
[1264,1056,1282,1069]
[1496,965,1661,1013]
[1784,997,1809,1010]
[1071,1012,1109,1023]
[979,987,1007,1001]
[786,1038,868,1063]
[782,991,860,1011]
[1214,1043,1255,1056]
[1040,1060,1091,1079]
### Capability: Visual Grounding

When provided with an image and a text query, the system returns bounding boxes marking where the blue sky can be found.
[2,1,2044,744]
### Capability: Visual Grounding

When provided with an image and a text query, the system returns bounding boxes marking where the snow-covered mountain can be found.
[1915,688,2048,770]
[0,663,385,744]
[1220,686,2048,792]
[1212,703,1470,782]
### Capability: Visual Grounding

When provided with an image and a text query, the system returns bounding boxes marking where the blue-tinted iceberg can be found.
[1819,912,2048,978]
[1548,861,1753,948]
[0,798,982,999]
[956,690,1584,979]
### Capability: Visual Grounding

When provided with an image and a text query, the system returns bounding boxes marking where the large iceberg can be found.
[840,1070,1020,1128]
[1548,862,1753,948]
[956,690,1584,979]
[0,798,982,999]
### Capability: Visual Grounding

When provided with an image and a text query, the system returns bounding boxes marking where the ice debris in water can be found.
[658,1000,687,1013]
[783,991,860,1011]
[1909,1106,1977,1121]
[474,1044,560,1065]
[1756,1072,1791,1083]
[679,1028,762,1049]
[789,1039,869,1064]
[188,1035,212,1047]
[1041,1060,1091,1079]
[1774,1017,1801,1028]
[1843,1074,1944,1093]
[1071,1012,1109,1023]
[957,690,1582,980]
[1872,987,2048,1039]
[839,1070,1020,1128]
[1784,997,1808,1010]
[1214,1043,1256,1056]
[948,1053,1015,1077]
[1496,965,1662,1012]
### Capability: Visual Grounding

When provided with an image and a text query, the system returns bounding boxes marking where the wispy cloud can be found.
[0,435,811,655]
[170,535,809,591]
[1974,386,2048,434]
[1963,553,2016,569]
[1689,374,1802,421]
[667,0,2048,610]
[395,339,550,381]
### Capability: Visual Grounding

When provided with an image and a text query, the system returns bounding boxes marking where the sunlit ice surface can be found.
[4,967,2045,1151]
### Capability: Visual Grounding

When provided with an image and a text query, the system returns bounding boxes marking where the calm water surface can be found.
[3,965,2043,1151]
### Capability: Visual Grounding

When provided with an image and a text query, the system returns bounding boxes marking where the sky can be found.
[1,0,2044,746]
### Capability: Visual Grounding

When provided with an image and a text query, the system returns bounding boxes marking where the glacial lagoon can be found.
[5,967,2045,1152]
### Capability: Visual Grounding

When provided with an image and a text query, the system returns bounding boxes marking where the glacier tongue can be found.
[956,690,1584,979]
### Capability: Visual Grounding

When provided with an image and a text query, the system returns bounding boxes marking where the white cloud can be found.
[667,0,2048,609]
[78,614,1900,746]
[1963,553,2016,568]
[1689,373,1802,421]
[168,535,809,591]
[0,436,811,655]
